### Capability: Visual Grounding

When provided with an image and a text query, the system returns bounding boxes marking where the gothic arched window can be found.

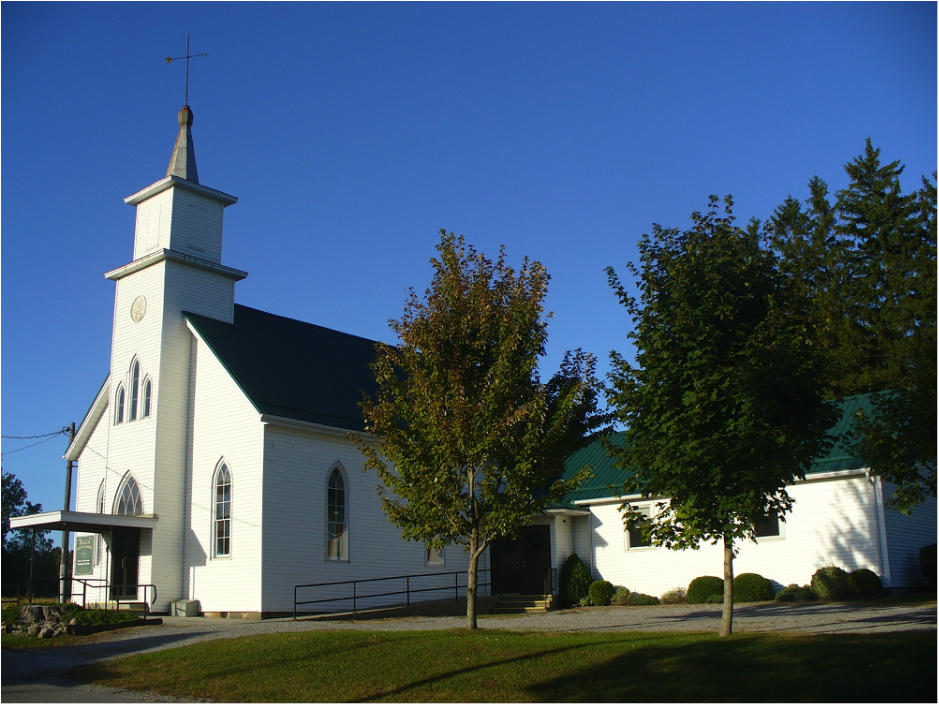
[114,475,143,516]
[214,463,232,557]
[115,385,126,425]
[326,466,348,561]
[129,359,140,421]
[142,377,152,418]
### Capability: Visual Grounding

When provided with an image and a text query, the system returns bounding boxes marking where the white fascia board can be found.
[571,468,870,507]
[9,510,158,533]
[544,508,591,517]
[65,378,110,461]
[258,413,372,442]
[106,248,248,282]
[124,175,238,207]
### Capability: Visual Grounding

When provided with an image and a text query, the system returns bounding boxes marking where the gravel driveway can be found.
[2,601,935,703]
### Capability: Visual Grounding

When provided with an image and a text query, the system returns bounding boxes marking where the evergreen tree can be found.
[606,197,837,636]
[767,141,936,512]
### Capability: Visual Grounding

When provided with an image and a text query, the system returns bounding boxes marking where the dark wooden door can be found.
[491,525,550,594]
[110,528,139,600]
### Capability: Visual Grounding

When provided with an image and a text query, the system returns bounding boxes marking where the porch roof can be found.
[8,511,157,533]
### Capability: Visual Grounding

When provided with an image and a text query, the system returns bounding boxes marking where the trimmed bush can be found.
[611,588,631,606]
[559,554,592,607]
[687,576,724,604]
[811,566,848,600]
[626,592,660,606]
[660,587,687,604]
[775,584,818,602]
[846,568,882,598]
[588,580,616,606]
[733,572,775,602]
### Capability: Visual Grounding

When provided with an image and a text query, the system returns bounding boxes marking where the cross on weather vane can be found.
[165,33,208,106]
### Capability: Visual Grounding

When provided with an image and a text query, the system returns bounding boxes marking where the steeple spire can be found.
[166,105,199,183]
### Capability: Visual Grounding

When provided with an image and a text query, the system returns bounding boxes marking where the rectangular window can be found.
[625,505,652,550]
[754,512,780,538]
[425,545,444,566]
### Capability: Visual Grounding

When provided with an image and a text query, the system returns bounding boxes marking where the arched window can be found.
[214,463,232,557]
[142,377,152,418]
[114,475,143,516]
[95,480,106,565]
[326,466,348,561]
[115,385,125,424]
[129,360,140,421]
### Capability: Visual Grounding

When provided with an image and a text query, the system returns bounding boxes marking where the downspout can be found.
[588,509,597,580]
[870,472,891,586]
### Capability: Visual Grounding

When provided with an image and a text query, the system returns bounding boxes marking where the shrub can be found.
[559,554,592,607]
[626,592,660,606]
[811,566,848,600]
[687,576,724,604]
[733,572,775,602]
[611,588,631,606]
[588,580,616,606]
[846,568,882,598]
[578,595,592,607]
[775,584,818,602]
[660,587,687,604]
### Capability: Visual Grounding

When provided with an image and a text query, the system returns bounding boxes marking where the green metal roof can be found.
[562,395,872,503]
[185,305,380,431]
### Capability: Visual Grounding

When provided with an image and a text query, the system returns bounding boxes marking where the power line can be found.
[2,428,70,440]
[1,434,63,458]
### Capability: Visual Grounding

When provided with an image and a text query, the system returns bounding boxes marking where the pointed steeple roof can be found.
[166,105,199,183]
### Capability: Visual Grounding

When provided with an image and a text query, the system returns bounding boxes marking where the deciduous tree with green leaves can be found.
[767,140,936,513]
[356,231,606,629]
[606,197,837,636]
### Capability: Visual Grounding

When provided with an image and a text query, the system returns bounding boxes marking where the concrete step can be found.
[491,594,552,614]
[85,601,148,614]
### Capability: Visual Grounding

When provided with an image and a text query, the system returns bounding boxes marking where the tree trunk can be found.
[466,530,479,630]
[720,535,734,637]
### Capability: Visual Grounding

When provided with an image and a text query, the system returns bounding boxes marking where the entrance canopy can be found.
[9,510,157,534]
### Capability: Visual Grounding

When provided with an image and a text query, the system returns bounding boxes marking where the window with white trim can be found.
[115,385,125,424]
[754,511,781,538]
[425,545,444,566]
[326,466,348,561]
[129,359,140,421]
[214,463,232,557]
[114,475,142,516]
[142,377,152,418]
[625,504,652,550]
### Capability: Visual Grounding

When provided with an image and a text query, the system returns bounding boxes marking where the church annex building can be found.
[12,106,935,617]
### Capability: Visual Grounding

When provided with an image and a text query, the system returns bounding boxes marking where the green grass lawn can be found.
[70,629,936,702]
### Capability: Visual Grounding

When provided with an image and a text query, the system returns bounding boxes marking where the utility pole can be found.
[59,422,76,603]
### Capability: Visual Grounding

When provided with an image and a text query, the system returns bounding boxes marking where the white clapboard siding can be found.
[183,329,264,613]
[883,484,937,589]
[260,425,483,614]
[132,187,225,263]
[581,472,886,599]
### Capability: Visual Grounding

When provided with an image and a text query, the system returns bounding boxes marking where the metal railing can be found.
[64,577,158,617]
[294,568,491,619]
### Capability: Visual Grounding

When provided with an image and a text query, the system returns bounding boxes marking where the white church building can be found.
[12,105,935,617]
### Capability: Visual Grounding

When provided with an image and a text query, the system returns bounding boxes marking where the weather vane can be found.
[165,33,208,106]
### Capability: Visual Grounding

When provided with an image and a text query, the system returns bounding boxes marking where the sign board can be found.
[74,535,94,575]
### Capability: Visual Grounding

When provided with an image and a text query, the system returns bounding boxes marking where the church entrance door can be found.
[110,528,140,600]
[490,525,550,594]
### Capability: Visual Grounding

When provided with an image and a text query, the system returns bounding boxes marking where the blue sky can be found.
[2,2,936,514]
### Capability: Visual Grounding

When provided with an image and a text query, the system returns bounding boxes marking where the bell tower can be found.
[101,105,246,608]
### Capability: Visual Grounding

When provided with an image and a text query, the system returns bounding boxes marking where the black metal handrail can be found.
[294,568,491,619]
[63,577,158,617]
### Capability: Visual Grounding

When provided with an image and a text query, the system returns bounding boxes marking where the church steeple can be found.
[166,105,199,183]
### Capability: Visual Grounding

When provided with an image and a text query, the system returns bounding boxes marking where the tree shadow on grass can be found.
[525,633,937,703]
